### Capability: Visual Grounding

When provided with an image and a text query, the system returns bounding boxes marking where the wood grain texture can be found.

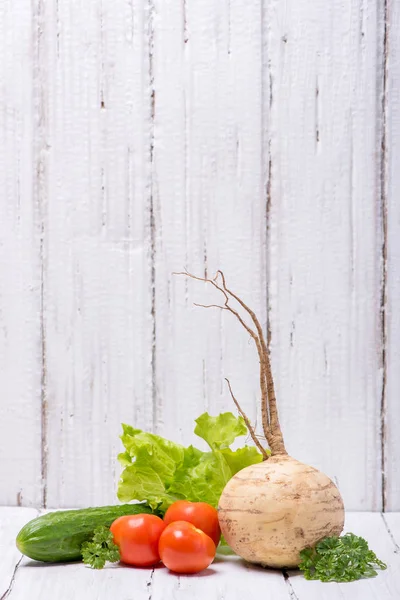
[0,0,43,507]
[6,557,289,600]
[153,0,268,445]
[385,0,400,511]
[266,0,384,510]
[150,555,289,600]
[0,0,398,509]
[41,0,154,507]
[0,507,38,598]
[8,561,153,600]
[382,513,400,552]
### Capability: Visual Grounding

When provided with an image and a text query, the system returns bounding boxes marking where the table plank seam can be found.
[0,555,23,600]
[283,570,299,600]
[381,513,400,553]
[146,567,155,600]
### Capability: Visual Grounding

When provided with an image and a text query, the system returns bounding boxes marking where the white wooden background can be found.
[0,0,398,512]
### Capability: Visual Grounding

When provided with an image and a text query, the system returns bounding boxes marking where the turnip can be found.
[180,270,344,569]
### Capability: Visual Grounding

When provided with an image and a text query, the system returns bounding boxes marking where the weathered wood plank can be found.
[151,556,289,600]
[384,0,400,511]
[152,0,268,447]
[42,0,154,507]
[0,507,38,598]
[266,0,383,510]
[0,0,396,511]
[0,0,42,507]
[9,562,153,600]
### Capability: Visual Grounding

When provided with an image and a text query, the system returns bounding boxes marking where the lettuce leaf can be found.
[194,412,248,450]
[117,412,264,511]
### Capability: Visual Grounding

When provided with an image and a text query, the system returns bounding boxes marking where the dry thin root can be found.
[225,378,269,460]
[174,269,286,457]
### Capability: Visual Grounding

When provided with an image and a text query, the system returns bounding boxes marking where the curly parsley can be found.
[81,526,120,569]
[299,533,387,582]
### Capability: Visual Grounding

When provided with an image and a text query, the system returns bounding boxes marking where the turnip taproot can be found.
[179,270,344,569]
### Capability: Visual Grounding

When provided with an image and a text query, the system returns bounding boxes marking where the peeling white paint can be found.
[0,0,398,510]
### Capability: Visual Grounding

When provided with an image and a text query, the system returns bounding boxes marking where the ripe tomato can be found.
[163,500,221,546]
[110,514,166,567]
[159,521,216,574]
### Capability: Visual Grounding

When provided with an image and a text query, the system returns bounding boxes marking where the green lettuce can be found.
[117,412,263,511]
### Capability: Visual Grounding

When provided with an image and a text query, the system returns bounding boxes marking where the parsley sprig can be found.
[81,526,120,569]
[299,533,387,582]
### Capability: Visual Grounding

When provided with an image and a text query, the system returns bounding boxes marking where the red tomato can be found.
[110,514,166,567]
[163,500,221,546]
[159,521,216,574]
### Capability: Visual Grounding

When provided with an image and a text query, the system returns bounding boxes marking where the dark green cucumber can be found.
[16,504,155,563]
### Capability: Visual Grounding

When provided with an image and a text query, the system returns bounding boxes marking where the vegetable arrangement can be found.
[82,502,219,574]
[15,270,387,583]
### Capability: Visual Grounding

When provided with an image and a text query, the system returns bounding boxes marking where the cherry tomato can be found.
[163,500,221,546]
[159,521,216,574]
[110,514,166,567]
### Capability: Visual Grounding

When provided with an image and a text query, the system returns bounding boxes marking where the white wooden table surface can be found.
[2,509,400,599]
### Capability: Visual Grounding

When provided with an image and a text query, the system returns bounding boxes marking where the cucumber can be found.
[16,503,155,563]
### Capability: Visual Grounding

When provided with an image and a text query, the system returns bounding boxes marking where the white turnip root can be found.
[180,270,345,569]
[219,455,344,568]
